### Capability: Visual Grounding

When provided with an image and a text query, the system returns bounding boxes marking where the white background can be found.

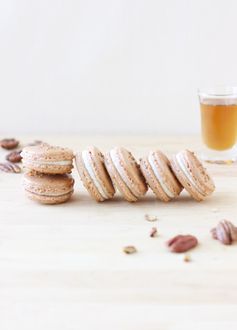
[0,0,236,135]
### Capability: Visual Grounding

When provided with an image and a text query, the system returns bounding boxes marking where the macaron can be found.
[104,147,147,202]
[170,149,215,201]
[140,150,182,202]
[22,172,74,204]
[21,143,74,174]
[75,146,115,202]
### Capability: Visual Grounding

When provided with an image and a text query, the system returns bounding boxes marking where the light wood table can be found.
[1,135,237,330]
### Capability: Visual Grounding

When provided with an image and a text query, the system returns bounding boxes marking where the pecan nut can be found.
[123,245,137,254]
[211,220,237,245]
[0,162,21,173]
[145,214,158,222]
[6,150,22,163]
[167,235,198,253]
[0,138,19,150]
[150,227,157,237]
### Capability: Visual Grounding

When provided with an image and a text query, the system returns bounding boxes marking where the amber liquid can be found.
[200,103,237,151]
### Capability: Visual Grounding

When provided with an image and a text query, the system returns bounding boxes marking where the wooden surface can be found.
[1,135,237,330]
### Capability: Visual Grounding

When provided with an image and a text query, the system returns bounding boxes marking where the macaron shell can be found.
[23,172,74,194]
[75,152,104,202]
[88,147,115,198]
[22,161,73,174]
[21,143,74,161]
[104,151,138,202]
[140,156,170,202]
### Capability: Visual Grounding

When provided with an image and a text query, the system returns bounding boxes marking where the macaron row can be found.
[21,143,215,204]
[76,146,215,202]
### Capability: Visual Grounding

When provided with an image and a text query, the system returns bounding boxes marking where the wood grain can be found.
[1,135,237,329]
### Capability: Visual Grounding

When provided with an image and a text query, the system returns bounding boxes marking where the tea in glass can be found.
[198,86,237,161]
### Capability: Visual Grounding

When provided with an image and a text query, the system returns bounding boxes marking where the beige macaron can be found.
[75,146,115,202]
[104,147,147,202]
[22,172,74,204]
[170,149,215,201]
[140,150,182,202]
[21,143,74,174]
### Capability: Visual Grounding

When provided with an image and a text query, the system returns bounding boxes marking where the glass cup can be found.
[198,86,237,162]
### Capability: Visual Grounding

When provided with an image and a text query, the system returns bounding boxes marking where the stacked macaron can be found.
[75,147,215,203]
[21,143,74,204]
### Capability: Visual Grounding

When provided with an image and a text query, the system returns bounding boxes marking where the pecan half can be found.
[145,214,158,222]
[211,220,237,245]
[123,245,137,254]
[6,150,22,163]
[0,162,21,173]
[0,138,19,150]
[150,227,157,237]
[167,235,198,253]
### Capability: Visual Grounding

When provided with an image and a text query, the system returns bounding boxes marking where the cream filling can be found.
[24,160,72,166]
[176,153,204,195]
[148,154,174,198]
[82,150,108,199]
[26,189,73,197]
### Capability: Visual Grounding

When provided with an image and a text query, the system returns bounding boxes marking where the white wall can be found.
[0,0,237,135]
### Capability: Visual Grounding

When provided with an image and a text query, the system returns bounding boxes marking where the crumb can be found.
[211,208,219,213]
[183,254,191,262]
[150,227,157,237]
[145,214,158,222]
[123,245,137,254]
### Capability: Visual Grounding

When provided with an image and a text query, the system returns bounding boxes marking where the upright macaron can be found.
[21,143,74,174]
[22,172,74,204]
[170,150,215,201]
[104,147,147,202]
[75,146,115,202]
[140,150,182,202]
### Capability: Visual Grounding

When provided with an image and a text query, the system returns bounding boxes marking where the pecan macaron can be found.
[75,146,115,202]
[22,172,74,204]
[105,147,147,202]
[21,143,74,174]
[140,150,182,202]
[171,150,215,201]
